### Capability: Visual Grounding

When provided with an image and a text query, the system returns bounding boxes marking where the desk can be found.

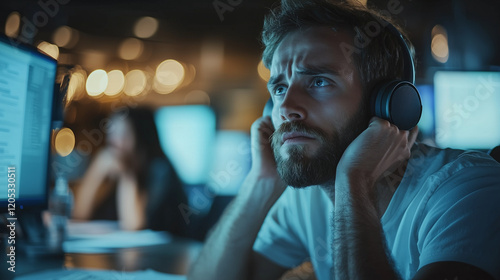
[0,221,202,280]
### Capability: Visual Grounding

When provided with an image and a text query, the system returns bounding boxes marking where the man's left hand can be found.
[336,117,419,192]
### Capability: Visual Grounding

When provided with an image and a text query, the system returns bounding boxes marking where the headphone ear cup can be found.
[371,80,422,130]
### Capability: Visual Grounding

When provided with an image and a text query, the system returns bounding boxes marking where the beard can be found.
[271,106,369,188]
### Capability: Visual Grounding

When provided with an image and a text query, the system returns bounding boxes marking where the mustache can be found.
[271,121,329,146]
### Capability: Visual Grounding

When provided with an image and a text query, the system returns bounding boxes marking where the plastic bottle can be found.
[47,176,73,253]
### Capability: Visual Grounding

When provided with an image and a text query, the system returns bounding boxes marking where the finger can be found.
[368,116,380,126]
[368,116,391,128]
[260,116,274,133]
[407,125,419,148]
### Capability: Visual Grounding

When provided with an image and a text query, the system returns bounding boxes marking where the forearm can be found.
[188,173,284,280]
[116,175,147,231]
[72,162,110,219]
[333,175,400,280]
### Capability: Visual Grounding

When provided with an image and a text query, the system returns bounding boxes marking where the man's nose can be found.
[279,84,307,122]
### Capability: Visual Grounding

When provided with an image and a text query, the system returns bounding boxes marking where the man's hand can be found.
[332,117,418,280]
[336,117,418,190]
[188,116,288,280]
[249,116,281,180]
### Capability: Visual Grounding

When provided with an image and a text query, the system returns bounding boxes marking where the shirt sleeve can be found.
[417,165,500,279]
[253,188,309,268]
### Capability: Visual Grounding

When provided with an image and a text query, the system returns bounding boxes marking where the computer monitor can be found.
[155,105,216,185]
[434,71,500,150]
[415,84,434,139]
[0,35,57,214]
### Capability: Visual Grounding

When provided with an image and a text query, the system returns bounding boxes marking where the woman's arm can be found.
[116,173,148,231]
[72,148,122,220]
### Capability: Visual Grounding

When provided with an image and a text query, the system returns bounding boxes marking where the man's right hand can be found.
[187,116,289,280]
[243,116,286,201]
[250,116,279,178]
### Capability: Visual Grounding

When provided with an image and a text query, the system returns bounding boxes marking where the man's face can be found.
[268,26,369,188]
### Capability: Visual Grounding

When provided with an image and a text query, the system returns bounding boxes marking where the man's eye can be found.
[273,85,287,95]
[311,77,330,87]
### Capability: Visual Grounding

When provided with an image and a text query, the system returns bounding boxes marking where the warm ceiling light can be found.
[5,12,21,37]
[431,25,449,63]
[67,70,86,101]
[37,41,59,60]
[134,16,159,38]
[257,60,270,81]
[86,69,108,96]
[104,70,125,96]
[53,26,79,48]
[153,78,178,95]
[431,25,447,38]
[156,59,185,86]
[183,64,197,86]
[124,70,147,96]
[153,59,185,94]
[55,127,75,157]
[118,38,144,60]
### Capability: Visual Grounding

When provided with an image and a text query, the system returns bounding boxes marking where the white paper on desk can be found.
[15,268,186,280]
[63,230,172,253]
[67,220,121,236]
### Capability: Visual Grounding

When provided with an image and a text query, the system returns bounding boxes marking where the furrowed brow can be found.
[296,65,341,76]
[267,73,284,90]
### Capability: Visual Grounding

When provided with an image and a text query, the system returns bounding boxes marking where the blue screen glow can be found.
[155,105,216,185]
[434,71,500,150]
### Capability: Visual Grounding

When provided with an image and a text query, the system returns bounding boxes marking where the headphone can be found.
[370,22,422,130]
[263,21,422,131]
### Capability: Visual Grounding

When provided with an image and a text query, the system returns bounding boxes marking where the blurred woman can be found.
[73,107,187,235]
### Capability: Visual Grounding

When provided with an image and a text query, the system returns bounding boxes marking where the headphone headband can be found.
[383,21,415,84]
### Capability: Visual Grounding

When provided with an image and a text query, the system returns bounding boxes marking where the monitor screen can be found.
[415,84,434,138]
[434,71,500,150]
[155,105,216,185]
[0,35,57,209]
[206,130,251,196]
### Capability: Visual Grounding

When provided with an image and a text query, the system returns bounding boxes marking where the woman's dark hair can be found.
[261,0,415,93]
[110,107,167,186]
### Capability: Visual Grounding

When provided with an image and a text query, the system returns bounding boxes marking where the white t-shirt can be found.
[253,143,500,280]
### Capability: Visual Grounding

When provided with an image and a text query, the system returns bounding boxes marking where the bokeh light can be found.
[156,59,185,85]
[182,64,197,87]
[257,60,270,81]
[86,69,108,96]
[104,70,125,96]
[67,68,87,101]
[153,59,184,94]
[134,16,159,38]
[5,12,21,37]
[37,41,59,60]
[55,127,75,157]
[124,69,147,96]
[53,26,79,48]
[118,38,144,60]
[153,78,178,94]
[431,25,449,63]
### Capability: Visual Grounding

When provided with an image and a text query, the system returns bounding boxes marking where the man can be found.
[188,0,500,279]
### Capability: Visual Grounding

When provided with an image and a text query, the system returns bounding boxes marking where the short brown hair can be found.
[261,0,415,93]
